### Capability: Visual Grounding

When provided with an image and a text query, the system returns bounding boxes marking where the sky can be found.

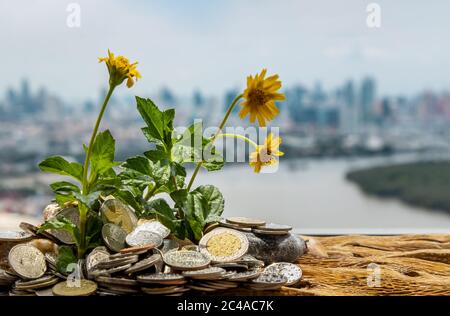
[1,0,450,101]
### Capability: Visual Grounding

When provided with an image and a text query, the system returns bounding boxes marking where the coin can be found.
[257,223,292,232]
[161,239,180,253]
[218,220,252,232]
[95,255,138,269]
[89,263,133,277]
[0,231,33,242]
[35,287,54,296]
[100,199,138,234]
[15,275,59,290]
[264,262,302,286]
[141,286,189,295]
[163,250,211,271]
[199,228,249,263]
[95,276,138,287]
[187,284,218,292]
[19,222,59,243]
[135,221,170,239]
[125,254,162,274]
[50,207,79,244]
[182,267,226,280]
[226,217,265,228]
[52,279,97,296]
[252,228,290,236]
[137,273,186,285]
[212,262,249,270]
[227,270,261,282]
[252,273,287,288]
[119,244,155,254]
[43,203,61,222]
[203,222,219,234]
[102,223,127,252]
[86,247,110,273]
[126,230,163,248]
[8,244,47,279]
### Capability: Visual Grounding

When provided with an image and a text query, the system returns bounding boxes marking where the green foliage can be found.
[56,245,78,275]
[119,97,226,242]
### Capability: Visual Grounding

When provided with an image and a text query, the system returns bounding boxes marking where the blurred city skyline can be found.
[1,0,450,101]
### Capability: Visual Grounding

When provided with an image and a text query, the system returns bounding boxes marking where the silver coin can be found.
[135,221,170,239]
[89,263,133,277]
[125,254,162,274]
[0,231,33,242]
[95,276,138,287]
[227,270,261,282]
[102,223,127,252]
[257,223,292,232]
[137,273,186,285]
[182,267,226,280]
[8,244,47,279]
[252,272,287,285]
[126,230,163,248]
[161,239,180,254]
[264,262,302,286]
[163,251,211,271]
[86,247,110,272]
[50,207,80,244]
[95,255,138,269]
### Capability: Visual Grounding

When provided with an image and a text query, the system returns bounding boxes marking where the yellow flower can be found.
[239,69,285,127]
[99,50,141,88]
[249,133,284,173]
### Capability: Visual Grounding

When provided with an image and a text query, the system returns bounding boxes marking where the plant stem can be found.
[186,94,243,191]
[214,133,258,148]
[144,185,158,201]
[78,84,115,259]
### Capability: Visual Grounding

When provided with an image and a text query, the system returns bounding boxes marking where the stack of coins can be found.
[1,203,304,296]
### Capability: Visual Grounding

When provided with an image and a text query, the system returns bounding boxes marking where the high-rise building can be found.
[360,77,376,123]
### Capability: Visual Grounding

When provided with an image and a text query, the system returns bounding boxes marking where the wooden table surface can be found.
[268,234,450,296]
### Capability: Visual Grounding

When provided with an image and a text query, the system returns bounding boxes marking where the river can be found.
[196,153,450,234]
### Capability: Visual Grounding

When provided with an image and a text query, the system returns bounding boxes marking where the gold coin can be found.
[52,279,97,296]
[199,228,249,263]
[100,199,137,234]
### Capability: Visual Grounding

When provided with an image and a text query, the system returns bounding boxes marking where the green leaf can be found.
[73,191,101,209]
[144,147,169,162]
[85,211,104,250]
[122,156,153,176]
[90,130,117,176]
[56,245,77,275]
[50,181,80,194]
[146,198,185,240]
[115,189,144,217]
[163,109,175,132]
[193,185,224,223]
[38,215,81,246]
[136,97,164,142]
[185,191,206,241]
[172,122,225,172]
[55,194,77,207]
[39,156,83,181]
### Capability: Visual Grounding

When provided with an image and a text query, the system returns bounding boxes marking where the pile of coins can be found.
[0,199,302,296]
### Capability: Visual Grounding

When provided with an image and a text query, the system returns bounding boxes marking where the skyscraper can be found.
[360,77,376,123]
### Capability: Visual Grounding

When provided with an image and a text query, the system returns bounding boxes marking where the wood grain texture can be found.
[222,234,450,296]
